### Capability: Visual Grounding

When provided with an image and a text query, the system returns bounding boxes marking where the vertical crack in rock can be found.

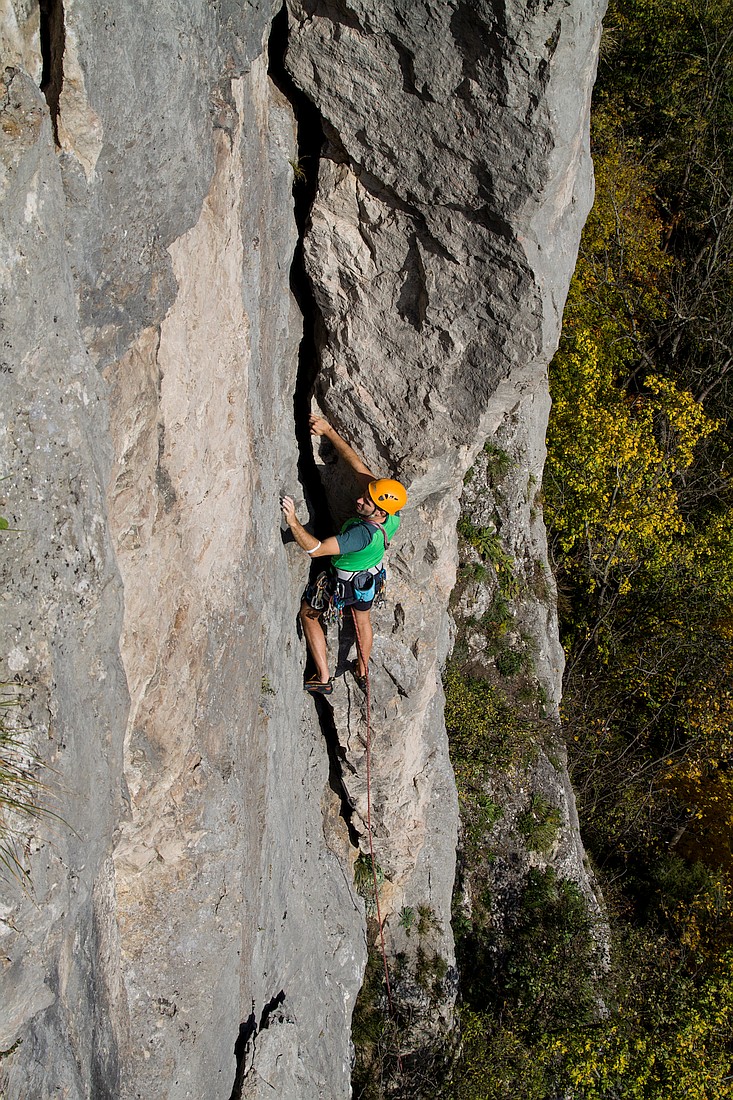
[268,7,364,846]
[229,992,287,1100]
[268,4,329,528]
[39,0,64,144]
[229,1009,257,1100]
[314,693,362,848]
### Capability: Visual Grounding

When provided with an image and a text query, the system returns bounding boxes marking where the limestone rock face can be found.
[284,0,605,1044]
[1,5,362,1098]
[1,0,605,1097]
[286,0,601,483]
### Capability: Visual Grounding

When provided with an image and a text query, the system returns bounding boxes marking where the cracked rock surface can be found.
[1,0,605,1097]
[284,0,606,1050]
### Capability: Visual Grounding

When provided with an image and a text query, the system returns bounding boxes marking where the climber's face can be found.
[356,494,386,522]
[356,493,377,516]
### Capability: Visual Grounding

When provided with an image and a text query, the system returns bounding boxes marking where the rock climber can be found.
[281,414,407,695]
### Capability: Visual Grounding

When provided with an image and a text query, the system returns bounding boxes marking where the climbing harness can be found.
[351,608,402,1072]
[334,563,386,607]
[307,564,386,621]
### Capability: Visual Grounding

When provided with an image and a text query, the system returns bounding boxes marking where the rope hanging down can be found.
[351,608,401,1069]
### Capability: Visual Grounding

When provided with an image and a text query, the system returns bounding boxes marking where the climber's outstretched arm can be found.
[280,495,340,558]
[309,414,375,486]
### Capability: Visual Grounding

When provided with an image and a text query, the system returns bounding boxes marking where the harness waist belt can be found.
[334,564,382,581]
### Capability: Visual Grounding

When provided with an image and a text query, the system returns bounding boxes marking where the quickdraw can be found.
[307,570,330,611]
[308,570,347,625]
[375,567,387,608]
[324,579,347,626]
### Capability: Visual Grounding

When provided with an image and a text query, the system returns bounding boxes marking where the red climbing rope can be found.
[351,609,402,1070]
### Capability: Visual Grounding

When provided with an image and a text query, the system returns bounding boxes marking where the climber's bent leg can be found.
[299,599,330,684]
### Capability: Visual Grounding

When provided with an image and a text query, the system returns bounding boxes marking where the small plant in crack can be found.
[398,905,415,934]
[495,648,526,678]
[0,681,52,882]
[518,793,562,854]
[483,441,513,481]
[414,944,449,1000]
[288,157,308,183]
[416,903,441,937]
[354,854,384,916]
[457,518,519,600]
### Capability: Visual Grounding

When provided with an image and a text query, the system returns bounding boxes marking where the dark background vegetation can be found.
[541,0,733,1094]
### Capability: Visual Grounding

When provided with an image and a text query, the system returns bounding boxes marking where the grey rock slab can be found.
[0,68,128,1095]
[1,0,607,1094]
[284,0,606,1050]
[1,5,362,1099]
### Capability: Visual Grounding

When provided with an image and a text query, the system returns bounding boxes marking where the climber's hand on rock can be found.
[280,495,296,525]
[309,414,331,438]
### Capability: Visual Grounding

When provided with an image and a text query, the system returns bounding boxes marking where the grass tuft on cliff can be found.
[0,682,47,882]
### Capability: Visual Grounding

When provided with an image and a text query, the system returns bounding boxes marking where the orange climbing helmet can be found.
[368,478,408,514]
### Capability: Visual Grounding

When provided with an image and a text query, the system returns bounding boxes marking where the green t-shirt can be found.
[332,513,401,572]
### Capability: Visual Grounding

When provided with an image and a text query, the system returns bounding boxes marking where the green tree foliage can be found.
[600,0,733,424]
[555,947,733,1100]
[545,0,733,876]
[451,870,602,1100]
[548,328,717,589]
[539,0,733,1096]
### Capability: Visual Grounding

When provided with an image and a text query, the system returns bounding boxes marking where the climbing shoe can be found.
[304,676,334,695]
[351,665,368,693]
